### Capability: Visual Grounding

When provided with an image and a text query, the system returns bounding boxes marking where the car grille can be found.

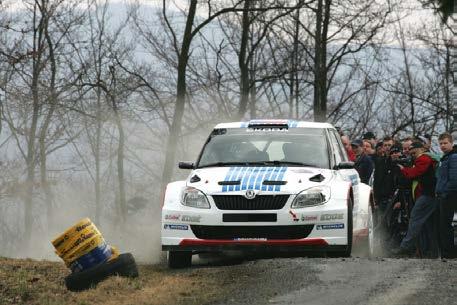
[212,195,289,210]
[190,225,314,240]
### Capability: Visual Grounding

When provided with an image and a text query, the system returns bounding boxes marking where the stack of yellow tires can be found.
[52,218,138,291]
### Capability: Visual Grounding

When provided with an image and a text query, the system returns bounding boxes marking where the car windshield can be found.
[197,127,329,169]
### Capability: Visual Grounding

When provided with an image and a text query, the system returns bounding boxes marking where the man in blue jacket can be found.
[351,139,374,184]
[436,132,457,258]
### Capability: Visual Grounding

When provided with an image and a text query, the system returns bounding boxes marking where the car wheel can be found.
[65,253,138,291]
[168,251,192,269]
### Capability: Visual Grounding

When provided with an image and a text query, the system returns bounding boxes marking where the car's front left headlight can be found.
[291,186,331,208]
[181,187,210,209]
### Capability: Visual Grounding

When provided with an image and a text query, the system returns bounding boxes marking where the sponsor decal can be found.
[165,214,180,221]
[75,222,92,232]
[289,210,299,222]
[181,215,201,223]
[301,215,318,222]
[320,213,344,221]
[348,174,359,186]
[221,167,287,192]
[316,223,344,230]
[247,128,289,132]
[163,224,189,230]
[60,232,97,257]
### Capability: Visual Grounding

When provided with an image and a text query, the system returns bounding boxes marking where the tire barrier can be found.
[52,218,138,291]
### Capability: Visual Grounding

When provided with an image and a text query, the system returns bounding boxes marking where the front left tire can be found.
[168,251,192,269]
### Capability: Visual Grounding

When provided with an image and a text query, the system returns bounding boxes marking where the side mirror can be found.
[178,161,194,169]
[334,161,354,170]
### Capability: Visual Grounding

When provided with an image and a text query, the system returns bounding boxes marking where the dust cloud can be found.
[0,117,220,264]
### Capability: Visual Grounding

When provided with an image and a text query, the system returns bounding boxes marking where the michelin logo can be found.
[163,224,189,230]
[316,223,344,230]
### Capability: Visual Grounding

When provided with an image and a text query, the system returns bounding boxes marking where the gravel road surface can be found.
[197,256,457,305]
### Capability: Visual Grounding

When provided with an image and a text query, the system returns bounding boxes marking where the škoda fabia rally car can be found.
[162,120,374,268]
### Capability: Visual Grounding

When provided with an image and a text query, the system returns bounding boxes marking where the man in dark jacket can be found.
[393,141,438,257]
[436,133,457,258]
[373,137,395,208]
[351,139,373,184]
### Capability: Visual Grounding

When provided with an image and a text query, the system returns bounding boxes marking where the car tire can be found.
[168,251,192,269]
[65,253,139,291]
[329,197,353,258]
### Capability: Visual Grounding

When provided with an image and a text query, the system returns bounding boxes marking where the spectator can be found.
[363,139,375,157]
[363,131,377,148]
[351,139,374,184]
[373,136,395,211]
[382,136,394,156]
[436,132,457,259]
[392,141,438,257]
[375,141,384,158]
[341,135,356,162]
[402,137,413,157]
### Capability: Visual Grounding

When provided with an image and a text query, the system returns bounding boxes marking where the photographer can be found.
[391,141,439,257]
[384,145,413,247]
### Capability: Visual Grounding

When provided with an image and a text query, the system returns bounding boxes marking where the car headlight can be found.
[291,186,331,208]
[181,187,210,209]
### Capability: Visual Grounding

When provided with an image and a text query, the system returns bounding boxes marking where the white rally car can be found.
[162,120,374,268]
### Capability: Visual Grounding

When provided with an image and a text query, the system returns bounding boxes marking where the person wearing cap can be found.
[436,132,457,258]
[351,139,373,184]
[392,141,439,257]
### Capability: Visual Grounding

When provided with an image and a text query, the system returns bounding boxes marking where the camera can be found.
[392,156,412,167]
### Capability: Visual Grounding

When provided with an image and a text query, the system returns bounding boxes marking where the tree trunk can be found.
[452,4,457,132]
[24,2,45,246]
[237,0,251,119]
[249,55,256,118]
[40,10,57,230]
[109,66,127,225]
[161,0,197,189]
[313,0,330,122]
[95,94,102,224]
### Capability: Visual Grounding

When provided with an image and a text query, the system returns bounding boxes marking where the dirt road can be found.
[205,256,457,305]
[1,256,457,305]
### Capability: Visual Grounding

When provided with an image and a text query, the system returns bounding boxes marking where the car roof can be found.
[214,119,335,129]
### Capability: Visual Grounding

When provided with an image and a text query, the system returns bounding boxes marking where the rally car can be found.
[162,120,374,268]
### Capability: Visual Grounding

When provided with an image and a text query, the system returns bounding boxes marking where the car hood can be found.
[186,166,334,195]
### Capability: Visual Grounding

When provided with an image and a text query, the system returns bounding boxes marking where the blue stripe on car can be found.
[275,167,287,191]
[222,167,287,192]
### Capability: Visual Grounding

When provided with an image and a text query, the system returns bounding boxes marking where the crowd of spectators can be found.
[340,130,457,258]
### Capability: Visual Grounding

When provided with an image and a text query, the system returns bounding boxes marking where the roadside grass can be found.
[0,257,231,305]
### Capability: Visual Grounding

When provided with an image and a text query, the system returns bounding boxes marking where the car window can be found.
[197,128,330,168]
